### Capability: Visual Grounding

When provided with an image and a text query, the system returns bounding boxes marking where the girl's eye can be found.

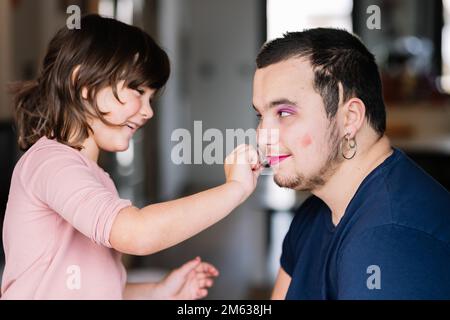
[136,88,145,95]
[256,113,262,120]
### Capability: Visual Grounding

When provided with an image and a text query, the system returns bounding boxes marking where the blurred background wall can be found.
[0,0,449,299]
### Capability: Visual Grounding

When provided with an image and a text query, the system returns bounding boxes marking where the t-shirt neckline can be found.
[323,147,401,232]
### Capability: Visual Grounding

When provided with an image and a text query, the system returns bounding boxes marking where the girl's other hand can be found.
[156,257,219,300]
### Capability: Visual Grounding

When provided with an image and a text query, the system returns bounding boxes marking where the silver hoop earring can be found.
[341,133,357,160]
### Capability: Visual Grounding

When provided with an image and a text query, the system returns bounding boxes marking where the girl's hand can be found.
[156,257,219,300]
[224,144,263,199]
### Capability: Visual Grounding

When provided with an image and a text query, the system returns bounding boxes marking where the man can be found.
[253,28,450,299]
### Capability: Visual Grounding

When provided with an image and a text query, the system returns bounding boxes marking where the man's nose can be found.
[257,123,280,148]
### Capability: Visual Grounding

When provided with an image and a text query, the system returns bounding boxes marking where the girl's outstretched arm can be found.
[110,144,262,256]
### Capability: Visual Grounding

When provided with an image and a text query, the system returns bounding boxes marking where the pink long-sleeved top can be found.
[1,136,132,299]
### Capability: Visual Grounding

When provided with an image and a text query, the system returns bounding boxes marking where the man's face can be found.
[253,57,343,191]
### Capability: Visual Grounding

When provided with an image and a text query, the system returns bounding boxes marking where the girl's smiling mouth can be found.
[123,121,141,133]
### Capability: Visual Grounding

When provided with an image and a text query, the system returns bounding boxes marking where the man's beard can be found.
[273,120,343,191]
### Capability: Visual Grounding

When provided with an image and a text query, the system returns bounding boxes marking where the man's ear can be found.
[342,98,366,138]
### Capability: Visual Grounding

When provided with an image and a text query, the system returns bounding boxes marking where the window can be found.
[441,0,450,91]
[267,0,353,41]
[98,0,142,25]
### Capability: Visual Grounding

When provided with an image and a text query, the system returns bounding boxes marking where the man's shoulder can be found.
[336,149,450,299]
[336,222,450,299]
[375,149,450,242]
[343,148,449,240]
[384,149,450,207]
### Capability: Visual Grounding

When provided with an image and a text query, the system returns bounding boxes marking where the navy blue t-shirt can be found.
[281,148,450,299]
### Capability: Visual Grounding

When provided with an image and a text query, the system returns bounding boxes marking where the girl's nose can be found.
[140,102,153,120]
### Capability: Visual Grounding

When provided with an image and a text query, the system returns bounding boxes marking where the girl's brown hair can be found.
[13,14,170,150]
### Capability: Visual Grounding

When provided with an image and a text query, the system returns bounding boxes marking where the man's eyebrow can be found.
[269,99,298,108]
[252,99,298,112]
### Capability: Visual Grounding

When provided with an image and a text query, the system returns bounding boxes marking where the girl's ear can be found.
[71,65,89,99]
[81,87,88,100]
[71,65,81,84]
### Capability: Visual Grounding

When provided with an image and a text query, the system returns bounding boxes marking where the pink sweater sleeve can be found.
[22,147,132,248]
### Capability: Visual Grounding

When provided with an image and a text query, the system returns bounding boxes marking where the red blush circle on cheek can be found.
[300,134,312,148]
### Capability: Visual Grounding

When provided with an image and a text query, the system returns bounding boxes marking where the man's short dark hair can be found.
[256,28,386,135]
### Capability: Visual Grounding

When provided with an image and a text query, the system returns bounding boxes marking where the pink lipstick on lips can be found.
[266,155,292,166]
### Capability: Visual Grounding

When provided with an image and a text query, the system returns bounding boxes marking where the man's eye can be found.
[278,111,292,117]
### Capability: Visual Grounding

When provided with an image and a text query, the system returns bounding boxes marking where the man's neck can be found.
[312,135,393,226]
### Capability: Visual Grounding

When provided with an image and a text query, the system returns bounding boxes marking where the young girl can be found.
[1,14,262,299]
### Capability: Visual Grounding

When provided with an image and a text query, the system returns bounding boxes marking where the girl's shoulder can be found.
[13,136,116,197]
[16,136,103,180]
[21,136,88,165]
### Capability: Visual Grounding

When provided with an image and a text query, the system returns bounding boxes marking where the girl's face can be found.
[87,80,155,152]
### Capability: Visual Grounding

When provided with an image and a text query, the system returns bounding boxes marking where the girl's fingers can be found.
[247,146,259,166]
[253,164,264,176]
[225,144,259,166]
[175,257,202,278]
[200,278,214,288]
[225,144,247,164]
[195,273,208,280]
[195,273,215,287]
[195,262,219,276]
[251,162,262,171]
[196,288,208,299]
[236,145,258,165]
